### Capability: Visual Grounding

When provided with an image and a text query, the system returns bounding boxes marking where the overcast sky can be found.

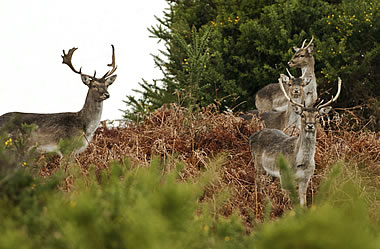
[0,0,168,121]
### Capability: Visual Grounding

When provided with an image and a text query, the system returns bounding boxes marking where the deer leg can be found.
[298,177,310,206]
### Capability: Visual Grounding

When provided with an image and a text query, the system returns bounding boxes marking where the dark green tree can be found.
[122,0,379,129]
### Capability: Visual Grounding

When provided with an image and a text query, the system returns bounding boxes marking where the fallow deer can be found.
[255,36,315,111]
[249,76,341,206]
[242,69,311,131]
[288,36,317,107]
[0,45,118,157]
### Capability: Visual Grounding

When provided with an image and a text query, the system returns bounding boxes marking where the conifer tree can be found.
[122,0,379,129]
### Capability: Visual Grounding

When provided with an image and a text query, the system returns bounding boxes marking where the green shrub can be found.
[253,163,380,249]
[0,156,253,249]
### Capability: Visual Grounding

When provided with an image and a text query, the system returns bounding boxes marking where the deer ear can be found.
[279,74,290,83]
[292,105,303,114]
[307,44,314,54]
[302,77,312,86]
[318,106,332,116]
[81,75,92,86]
[293,46,300,52]
[105,75,117,86]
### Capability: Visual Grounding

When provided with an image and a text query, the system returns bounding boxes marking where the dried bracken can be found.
[42,104,379,229]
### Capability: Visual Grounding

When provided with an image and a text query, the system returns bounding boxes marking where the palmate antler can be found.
[61,47,96,79]
[62,45,117,80]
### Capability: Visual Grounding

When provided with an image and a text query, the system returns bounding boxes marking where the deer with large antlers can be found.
[255,36,316,111]
[249,76,341,206]
[0,45,117,157]
[242,69,311,131]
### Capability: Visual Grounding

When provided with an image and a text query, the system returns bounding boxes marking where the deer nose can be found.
[103,92,110,99]
[306,123,315,131]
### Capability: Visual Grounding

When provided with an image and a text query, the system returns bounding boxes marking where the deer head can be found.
[280,75,341,133]
[288,36,314,68]
[62,45,118,102]
[280,68,312,100]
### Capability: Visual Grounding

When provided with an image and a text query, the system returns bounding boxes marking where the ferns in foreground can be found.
[1,147,380,248]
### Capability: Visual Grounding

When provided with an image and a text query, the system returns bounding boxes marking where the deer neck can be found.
[285,103,301,129]
[301,57,317,107]
[79,90,103,139]
[295,127,316,167]
[301,57,315,81]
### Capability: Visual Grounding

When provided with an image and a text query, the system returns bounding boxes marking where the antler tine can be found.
[279,77,304,108]
[300,39,307,49]
[304,35,314,49]
[301,67,308,78]
[102,45,118,78]
[62,48,81,74]
[318,77,342,109]
[62,47,94,78]
[286,68,295,79]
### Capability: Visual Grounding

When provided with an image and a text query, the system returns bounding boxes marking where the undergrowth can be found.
[0,104,379,248]
[74,104,379,225]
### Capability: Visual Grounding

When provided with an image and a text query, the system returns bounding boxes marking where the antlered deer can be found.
[0,45,117,157]
[242,69,311,131]
[255,36,316,111]
[288,36,317,107]
[249,76,341,206]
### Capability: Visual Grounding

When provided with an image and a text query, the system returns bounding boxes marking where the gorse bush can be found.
[2,154,380,248]
[123,0,380,130]
[0,155,254,249]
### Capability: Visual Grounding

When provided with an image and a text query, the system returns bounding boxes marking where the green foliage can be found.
[253,161,380,249]
[0,123,38,187]
[123,0,380,128]
[0,156,254,249]
[173,25,212,106]
[277,154,298,205]
[121,25,216,120]
[58,135,85,157]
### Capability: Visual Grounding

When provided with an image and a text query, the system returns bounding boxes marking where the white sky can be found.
[0,0,168,121]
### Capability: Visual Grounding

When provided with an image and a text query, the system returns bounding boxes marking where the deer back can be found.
[0,45,117,156]
[255,83,290,112]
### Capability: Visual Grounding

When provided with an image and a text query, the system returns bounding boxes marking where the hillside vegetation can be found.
[0,104,379,248]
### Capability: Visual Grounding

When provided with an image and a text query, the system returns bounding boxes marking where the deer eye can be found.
[300,54,304,57]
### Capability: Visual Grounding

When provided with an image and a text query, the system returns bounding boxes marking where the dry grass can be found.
[40,104,380,229]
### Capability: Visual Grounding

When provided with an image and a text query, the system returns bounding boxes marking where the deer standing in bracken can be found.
[249,76,341,206]
[288,36,317,108]
[0,45,117,157]
[255,36,316,111]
